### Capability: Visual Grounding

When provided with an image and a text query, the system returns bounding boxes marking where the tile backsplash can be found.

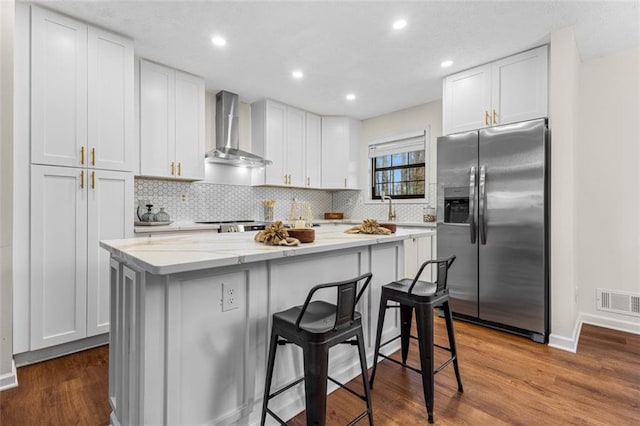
[135,178,434,223]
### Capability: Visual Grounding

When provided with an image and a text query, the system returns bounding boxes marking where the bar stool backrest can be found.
[295,273,373,331]
[408,255,456,295]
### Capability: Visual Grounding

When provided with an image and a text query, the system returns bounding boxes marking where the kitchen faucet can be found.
[381,192,396,221]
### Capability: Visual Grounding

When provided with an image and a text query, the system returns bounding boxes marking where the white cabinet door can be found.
[87,170,133,336]
[174,70,205,180]
[443,46,548,135]
[321,117,361,189]
[305,112,322,188]
[88,27,134,172]
[286,106,306,187]
[31,7,87,168]
[263,100,287,185]
[443,65,491,135]
[30,165,88,349]
[491,45,548,126]
[140,60,176,178]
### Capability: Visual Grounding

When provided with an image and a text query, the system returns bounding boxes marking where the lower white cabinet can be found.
[30,165,133,349]
[403,234,435,280]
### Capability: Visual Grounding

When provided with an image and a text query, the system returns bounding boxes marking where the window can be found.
[369,130,427,200]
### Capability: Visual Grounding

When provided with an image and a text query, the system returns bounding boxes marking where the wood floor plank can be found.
[1,320,638,425]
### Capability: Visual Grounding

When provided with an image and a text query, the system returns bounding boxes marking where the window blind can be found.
[368,131,426,159]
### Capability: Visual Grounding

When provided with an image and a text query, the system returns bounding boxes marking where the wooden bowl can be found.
[286,228,315,243]
[324,212,344,220]
[379,223,397,233]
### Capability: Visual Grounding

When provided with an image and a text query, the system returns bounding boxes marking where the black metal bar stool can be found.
[369,256,463,424]
[261,273,374,426]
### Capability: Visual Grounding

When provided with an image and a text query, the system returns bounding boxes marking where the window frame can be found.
[366,128,430,204]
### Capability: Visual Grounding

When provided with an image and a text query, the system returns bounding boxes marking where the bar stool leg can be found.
[442,301,464,392]
[369,293,389,389]
[302,343,329,426]
[400,304,413,364]
[356,329,374,426]
[261,329,280,426]
[415,304,435,424]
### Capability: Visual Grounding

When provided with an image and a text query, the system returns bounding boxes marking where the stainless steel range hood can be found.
[205,90,271,167]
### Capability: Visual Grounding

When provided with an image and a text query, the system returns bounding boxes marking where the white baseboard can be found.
[579,312,640,335]
[548,320,582,353]
[0,360,18,391]
[548,312,640,353]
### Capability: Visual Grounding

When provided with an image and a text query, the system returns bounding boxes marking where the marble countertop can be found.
[134,219,437,234]
[104,224,435,275]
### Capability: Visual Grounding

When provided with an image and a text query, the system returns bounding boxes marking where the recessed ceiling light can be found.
[441,60,453,68]
[392,19,407,30]
[346,93,356,101]
[292,70,304,79]
[211,35,227,47]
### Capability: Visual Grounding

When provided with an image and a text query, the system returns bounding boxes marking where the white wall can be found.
[576,47,640,330]
[0,0,17,390]
[361,100,442,186]
[548,28,581,350]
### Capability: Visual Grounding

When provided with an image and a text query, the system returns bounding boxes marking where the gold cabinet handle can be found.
[80,146,85,165]
[288,174,292,185]
[80,170,84,189]
[493,109,498,125]
[307,177,310,186]
[484,111,489,126]
[344,178,347,188]
[91,171,95,189]
[284,174,288,184]
[171,162,175,175]
[91,147,96,165]
[178,162,182,176]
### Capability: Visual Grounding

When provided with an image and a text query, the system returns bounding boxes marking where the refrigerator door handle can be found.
[469,166,476,244]
[479,165,487,244]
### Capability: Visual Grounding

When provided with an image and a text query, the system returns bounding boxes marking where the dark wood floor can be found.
[1,319,638,425]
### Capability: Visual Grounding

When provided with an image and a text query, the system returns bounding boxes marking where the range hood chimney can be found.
[205,90,271,167]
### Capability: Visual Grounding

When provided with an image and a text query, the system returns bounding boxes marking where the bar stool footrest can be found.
[268,377,305,400]
[328,376,367,401]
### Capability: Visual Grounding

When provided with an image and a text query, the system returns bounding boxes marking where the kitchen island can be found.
[101,224,435,425]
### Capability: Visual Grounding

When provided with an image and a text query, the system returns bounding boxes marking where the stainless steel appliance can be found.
[436,119,549,343]
[205,90,272,167]
[195,220,267,233]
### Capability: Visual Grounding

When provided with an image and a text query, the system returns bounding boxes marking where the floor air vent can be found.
[597,288,640,317]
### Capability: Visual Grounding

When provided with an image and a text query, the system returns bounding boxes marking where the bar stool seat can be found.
[261,273,374,426]
[369,256,463,424]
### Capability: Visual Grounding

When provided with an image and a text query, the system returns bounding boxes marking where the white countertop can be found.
[133,219,436,234]
[104,224,435,275]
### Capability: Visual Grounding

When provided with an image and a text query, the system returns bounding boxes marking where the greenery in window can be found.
[372,149,425,199]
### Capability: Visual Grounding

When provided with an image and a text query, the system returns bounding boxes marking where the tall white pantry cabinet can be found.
[24,6,134,352]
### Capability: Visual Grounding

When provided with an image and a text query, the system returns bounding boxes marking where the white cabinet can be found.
[139,60,205,180]
[305,113,322,188]
[252,99,311,187]
[321,117,361,189]
[30,165,133,349]
[31,7,134,171]
[443,45,548,135]
[403,234,435,281]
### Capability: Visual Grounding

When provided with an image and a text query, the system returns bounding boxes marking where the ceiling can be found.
[28,0,640,119]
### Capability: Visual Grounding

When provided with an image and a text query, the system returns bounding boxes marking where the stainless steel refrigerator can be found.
[436,119,549,343]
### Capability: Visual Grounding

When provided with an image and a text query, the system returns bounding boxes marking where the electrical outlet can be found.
[222,282,240,312]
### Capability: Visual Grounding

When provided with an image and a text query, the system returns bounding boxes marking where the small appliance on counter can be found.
[194,220,267,233]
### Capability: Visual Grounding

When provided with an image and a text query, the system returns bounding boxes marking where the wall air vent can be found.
[596,288,640,317]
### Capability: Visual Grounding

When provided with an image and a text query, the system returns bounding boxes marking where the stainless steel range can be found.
[195,220,267,233]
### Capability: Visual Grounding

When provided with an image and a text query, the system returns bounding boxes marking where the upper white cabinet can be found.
[252,99,315,187]
[321,117,361,189]
[139,59,205,180]
[31,7,134,171]
[305,112,322,188]
[443,45,548,135]
[30,165,133,349]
